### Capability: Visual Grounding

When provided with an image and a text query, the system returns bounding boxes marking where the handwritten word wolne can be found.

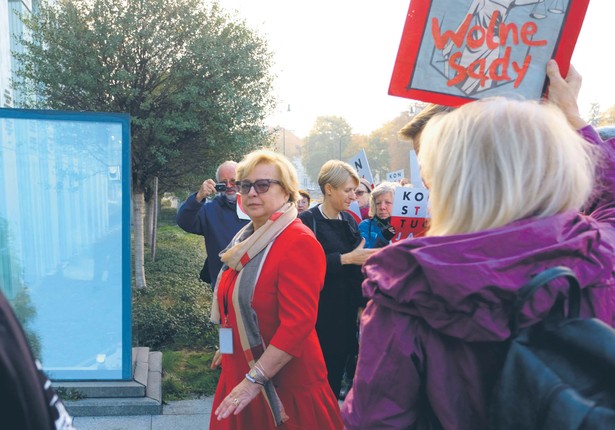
[431,11,547,90]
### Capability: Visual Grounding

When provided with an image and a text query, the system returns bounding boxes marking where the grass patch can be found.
[161,349,220,401]
[134,213,221,400]
[55,387,86,401]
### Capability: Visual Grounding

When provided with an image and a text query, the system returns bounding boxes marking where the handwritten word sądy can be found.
[432,10,547,90]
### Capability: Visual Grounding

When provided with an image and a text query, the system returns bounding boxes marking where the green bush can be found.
[132,299,178,350]
[158,207,178,225]
[132,225,218,351]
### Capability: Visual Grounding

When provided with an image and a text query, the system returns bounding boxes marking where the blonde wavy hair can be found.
[418,97,596,236]
[236,149,300,203]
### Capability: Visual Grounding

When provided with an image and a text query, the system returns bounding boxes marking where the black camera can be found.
[215,183,227,192]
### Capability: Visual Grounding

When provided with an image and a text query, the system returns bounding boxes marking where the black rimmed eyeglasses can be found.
[238,179,282,194]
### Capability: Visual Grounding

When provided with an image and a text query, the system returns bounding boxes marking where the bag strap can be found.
[509,266,581,336]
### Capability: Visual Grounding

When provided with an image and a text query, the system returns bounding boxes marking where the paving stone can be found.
[72,415,152,430]
[152,414,212,430]
[163,398,213,415]
[55,381,145,398]
[65,397,161,417]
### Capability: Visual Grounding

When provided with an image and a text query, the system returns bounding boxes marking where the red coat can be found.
[211,219,343,430]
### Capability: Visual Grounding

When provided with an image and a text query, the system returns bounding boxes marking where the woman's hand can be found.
[210,349,222,369]
[215,378,262,421]
[341,238,378,266]
[546,60,587,129]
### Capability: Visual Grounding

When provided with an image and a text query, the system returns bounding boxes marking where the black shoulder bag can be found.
[491,266,615,429]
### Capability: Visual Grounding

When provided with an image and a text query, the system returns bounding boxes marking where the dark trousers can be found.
[322,350,349,399]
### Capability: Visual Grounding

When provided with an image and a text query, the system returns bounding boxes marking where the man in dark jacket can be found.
[0,290,75,429]
[176,161,249,288]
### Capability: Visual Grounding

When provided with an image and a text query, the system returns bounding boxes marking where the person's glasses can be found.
[220,179,237,186]
[239,179,282,194]
[355,190,368,196]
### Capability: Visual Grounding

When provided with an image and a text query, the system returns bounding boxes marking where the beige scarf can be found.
[210,202,297,426]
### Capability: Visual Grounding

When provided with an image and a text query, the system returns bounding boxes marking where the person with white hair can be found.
[342,60,615,429]
[358,181,400,248]
[176,160,249,288]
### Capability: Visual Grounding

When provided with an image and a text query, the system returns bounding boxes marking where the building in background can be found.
[1,0,41,108]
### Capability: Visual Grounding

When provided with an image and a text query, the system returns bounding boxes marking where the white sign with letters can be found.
[348,149,374,185]
[386,169,404,182]
[392,187,430,218]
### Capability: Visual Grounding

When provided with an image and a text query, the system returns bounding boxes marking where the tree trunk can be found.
[144,196,154,247]
[150,177,159,262]
[133,192,147,289]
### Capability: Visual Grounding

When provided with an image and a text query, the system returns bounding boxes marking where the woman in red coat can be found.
[209,149,342,429]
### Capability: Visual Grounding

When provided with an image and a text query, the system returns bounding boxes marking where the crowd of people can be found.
[171,59,615,429]
[4,58,611,429]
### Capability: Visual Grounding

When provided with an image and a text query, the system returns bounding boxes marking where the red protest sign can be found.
[389,0,589,106]
[391,216,429,241]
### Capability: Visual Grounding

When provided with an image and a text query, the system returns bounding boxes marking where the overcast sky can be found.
[217,0,615,137]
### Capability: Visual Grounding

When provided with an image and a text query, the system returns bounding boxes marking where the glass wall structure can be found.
[0,108,131,380]
[2,0,40,107]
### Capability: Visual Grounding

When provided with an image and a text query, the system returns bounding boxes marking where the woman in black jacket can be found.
[299,160,376,399]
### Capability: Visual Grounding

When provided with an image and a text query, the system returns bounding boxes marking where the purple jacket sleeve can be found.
[341,300,422,429]
[580,126,615,221]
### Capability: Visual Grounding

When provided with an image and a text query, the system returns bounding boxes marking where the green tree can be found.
[364,132,390,180]
[14,0,275,287]
[301,116,352,182]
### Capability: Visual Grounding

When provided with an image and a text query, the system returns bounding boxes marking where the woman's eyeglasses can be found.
[239,179,282,194]
[355,189,369,196]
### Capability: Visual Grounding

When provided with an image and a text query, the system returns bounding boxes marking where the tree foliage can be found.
[301,115,352,182]
[14,0,276,194]
[363,133,390,181]
[13,0,276,288]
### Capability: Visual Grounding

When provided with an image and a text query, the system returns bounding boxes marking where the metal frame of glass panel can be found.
[0,107,131,380]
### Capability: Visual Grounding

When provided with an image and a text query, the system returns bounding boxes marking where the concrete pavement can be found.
[72,397,346,429]
[72,398,213,430]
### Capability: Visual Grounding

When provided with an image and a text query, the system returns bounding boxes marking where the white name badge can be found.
[219,327,234,354]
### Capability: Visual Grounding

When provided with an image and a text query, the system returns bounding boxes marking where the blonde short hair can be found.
[369,181,400,218]
[236,149,300,203]
[318,160,360,193]
[418,97,596,236]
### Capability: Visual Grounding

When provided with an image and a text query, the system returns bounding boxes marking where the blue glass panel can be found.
[0,108,131,380]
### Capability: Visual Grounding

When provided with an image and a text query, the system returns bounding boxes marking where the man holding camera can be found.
[176,161,249,289]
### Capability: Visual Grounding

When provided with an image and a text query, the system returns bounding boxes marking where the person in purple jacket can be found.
[341,60,615,430]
